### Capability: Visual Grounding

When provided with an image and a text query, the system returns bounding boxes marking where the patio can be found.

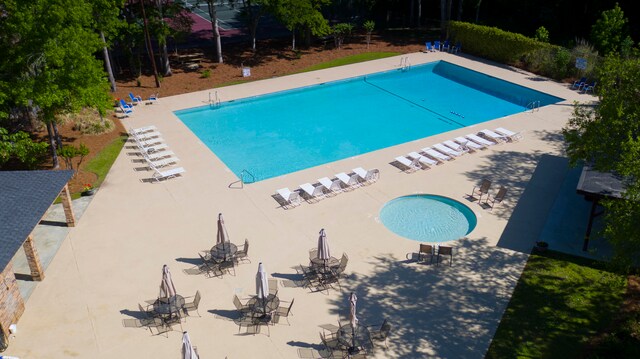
[5,52,593,358]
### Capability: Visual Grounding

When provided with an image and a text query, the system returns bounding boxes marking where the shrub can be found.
[201,69,211,78]
[534,26,550,43]
[571,39,600,77]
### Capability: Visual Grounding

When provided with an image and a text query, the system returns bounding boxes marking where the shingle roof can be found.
[576,166,627,200]
[0,170,74,271]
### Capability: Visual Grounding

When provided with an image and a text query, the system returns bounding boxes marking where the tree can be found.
[201,0,224,63]
[58,144,90,176]
[0,0,112,168]
[93,0,126,92]
[363,20,375,49]
[0,127,49,169]
[270,0,330,51]
[562,55,640,270]
[239,0,271,51]
[590,3,633,56]
[534,26,549,43]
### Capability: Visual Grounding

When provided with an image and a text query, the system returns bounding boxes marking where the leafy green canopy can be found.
[563,55,640,270]
[0,127,49,169]
[590,3,634,57]
[0,0,112,124]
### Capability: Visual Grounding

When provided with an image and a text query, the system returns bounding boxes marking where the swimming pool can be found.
[175,60,563,182]
[379,195,477,242]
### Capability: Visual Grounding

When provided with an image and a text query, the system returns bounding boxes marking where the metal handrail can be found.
[240,169,255,185]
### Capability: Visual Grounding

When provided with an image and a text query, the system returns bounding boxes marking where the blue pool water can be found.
[175,61,563,182]
[379,195,477,242]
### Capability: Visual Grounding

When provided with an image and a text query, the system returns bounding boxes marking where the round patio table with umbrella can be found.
[251,262,279,322]
[336,292,372,355]
[212,213,236,262]
[155,265,184,320]
[310,228,339,272]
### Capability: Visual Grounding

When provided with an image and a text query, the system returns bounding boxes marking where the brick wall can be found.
[0,263,24,339]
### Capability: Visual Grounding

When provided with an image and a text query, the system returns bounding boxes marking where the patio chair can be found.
[130,125,157,135]
[395,155,422,172]
[452,41,462,53]
[234,239,250,264]
[433,143,463,158]
[273,298,295,325]
[443,140,469,154]
[494,127,523,142]
[368,318,392,349]
[309,248,318,262]
[129,92,143,105]
[119,99,134,110]
[183,290,202,317]
[418,244,434,264]
[318,177,343,195]
[336,172,361,189]
[571,77,587,90]
[135,137,165,149]
[276,187,302,208]
[434,40,441,51]
[300,182,326,202]
[471,178,492,202]
[353,167,380,185]
[479,129,507,144]
[454,137,486,152]
[436,246,453,266]
[425,41,436,52]
[408,152,438,168]
[320,332,343,355]
[485,186,507,210]
[144,150,175,162]
[233,294,252,315]
[198,253,224,277]
[441,40,451,52]
[151,166,185,182]
[140,143,169,156]
[119,104,133,117]
[421,147,452,162]
[465,133,496,147]
[268,278,279,296]
[145,155,179,169]
[148,93,159,103]
[582,81,597,94]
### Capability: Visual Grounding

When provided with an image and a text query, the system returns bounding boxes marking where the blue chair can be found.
[582,81,597,94]
[425,42,437,52]
[118,100,133,117]
[129,92,143,105]
[148,93,159,102]
[434,40,441,51]
[441,40,451,52]
[119,99,133,110]
[571,77,587,90]
[452,42,461,53]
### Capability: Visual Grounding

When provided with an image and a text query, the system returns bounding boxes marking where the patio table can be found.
[310,256,340,272]
[210,242,237,262]
[337,323,372,355]
[246,294,280,322]
[152,294,185,322]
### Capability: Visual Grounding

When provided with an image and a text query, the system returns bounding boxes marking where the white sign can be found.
[242,67,251,77]
[575,57,587,70]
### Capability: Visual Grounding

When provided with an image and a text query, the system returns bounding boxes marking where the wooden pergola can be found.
[575,166,626,251]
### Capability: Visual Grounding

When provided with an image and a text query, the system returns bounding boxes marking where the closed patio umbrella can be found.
[159,264,177,298]
[349,292,358,353]
[317,228,331,264]
[217,213,230,259]
[181,331,199,359]
[256,262,269,299]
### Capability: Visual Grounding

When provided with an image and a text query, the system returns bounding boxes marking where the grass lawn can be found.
[82,135,127,193]
[296,52,401,73]
[486,250,627,359]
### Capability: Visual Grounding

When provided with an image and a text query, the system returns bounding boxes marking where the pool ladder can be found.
[400,57,411,71]
[526,100,540,112]
[209,91,221,108]
[229,169,256,189]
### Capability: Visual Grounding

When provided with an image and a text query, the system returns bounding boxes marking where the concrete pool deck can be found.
[7,52,597,358]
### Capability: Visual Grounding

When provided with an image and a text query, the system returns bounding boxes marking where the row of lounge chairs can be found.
[128,125,186,182]
[118,93,159,117]
[276,167,380,208]
[571,77,597,93]
[425,40,461,53]
[394,127,523,173]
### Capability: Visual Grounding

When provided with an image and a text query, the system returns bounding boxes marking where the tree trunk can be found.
[475,0,482,23]
[250,19,258,51]
[440,0,447,39]
[292,30,296,51]
[458,0,464,20]
[418,0,422,27]
[46,122,59,169]
[207,2,223,63]
[446,0,453,37]
[100,32,117,92]
[409,0,415,27]
[52,122,63,150]
[160,43,172,76]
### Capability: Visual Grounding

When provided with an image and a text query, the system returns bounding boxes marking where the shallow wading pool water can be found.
[379,195,477,243]
[175,60,563,182]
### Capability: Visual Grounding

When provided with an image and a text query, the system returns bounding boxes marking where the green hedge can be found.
[448,21,550,64]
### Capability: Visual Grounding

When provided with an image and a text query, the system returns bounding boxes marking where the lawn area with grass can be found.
[296,52,401,73]
[84,135,127,188]
[486,250,627,359]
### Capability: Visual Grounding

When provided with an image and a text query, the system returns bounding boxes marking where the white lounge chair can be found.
[407,152,438,167]
[395,156,422,172]
[276,188,301,208]
[465,133,496,147]
[130,125,158,135]
[336,172,360,189]
[353,167,380,185]
[152,166,185,182]
[300,183,326,202]
[454,136,486,151]
[133,131,162,142]
[145,156,179,168]
[443,140,469,154]
[421,147,452,162]
[141,143,169,156]
[433,143,463,158]
[136,137,165,149]
[144,150,175,161]
[494,127,523,142]
[479,129,507,143]
[318,177,343,195]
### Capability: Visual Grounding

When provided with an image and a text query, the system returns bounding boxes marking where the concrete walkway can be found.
[6,52,597,358]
